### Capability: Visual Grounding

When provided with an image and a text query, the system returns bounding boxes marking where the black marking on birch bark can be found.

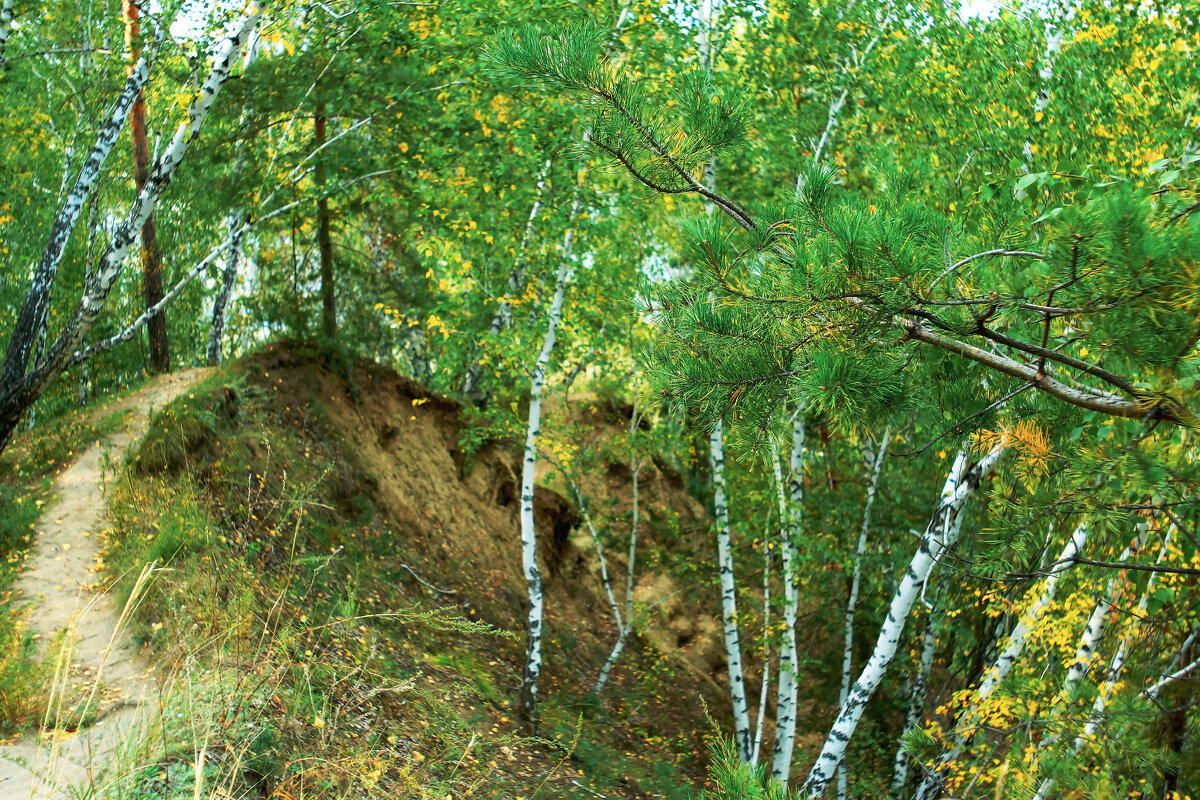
[0,7,262,454]
[0,61,149,390]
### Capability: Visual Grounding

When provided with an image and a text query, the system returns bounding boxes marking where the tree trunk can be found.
[124,0,169,373]
[0,4,262,455]
[207,33,258,366]
[752,533,772,766]
[1158,578,1195,800]
[800,445,1005,798]
[592,419,642,697]
[315,107,336,339]
[0,62,149,432]
[1018,23,1062,195]
[712,418,752,762]
[914,520,1090,800]
[1031,533,1172,800]
[461,158,552,400]
[517,199,579,730]
[1030,534,1144,773]
[835,426,891,799]
[891,599,939,795]
[771,416,804,781]
[207,219,244,366]
[0,0,15,66]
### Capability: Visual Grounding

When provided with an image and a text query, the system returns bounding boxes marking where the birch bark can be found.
[517,198,579,729]
[914,521,1091,800]
[1031,533,1172,800]
[712,417,752,762]
[590,406,643,697]
[835,426,891,800]
[207,32,259,366]
[752,533,771,766]
[891,597,940,794]
[771,416,804,781]
[0,3,263,453]
[800,444,1005,797]
[0,60,150,394]
[460,159,551,399]
[0,0,14,67]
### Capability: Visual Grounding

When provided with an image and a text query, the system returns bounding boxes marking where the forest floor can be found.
[0,368,209,799]
[0,342,860,799]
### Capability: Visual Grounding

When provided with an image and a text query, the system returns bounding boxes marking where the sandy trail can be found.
[0,368,210,799]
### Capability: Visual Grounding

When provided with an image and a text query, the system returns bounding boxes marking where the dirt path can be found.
[0,368,210,799]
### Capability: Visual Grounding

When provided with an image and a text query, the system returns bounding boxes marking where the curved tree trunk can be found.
[800,444,1005,798]
[0,3,263,455]
[914,520,1090,800]
[835,426,891,799]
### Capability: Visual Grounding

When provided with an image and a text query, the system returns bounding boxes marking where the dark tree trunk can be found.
[125,0,169,372]
[315,107,336,339]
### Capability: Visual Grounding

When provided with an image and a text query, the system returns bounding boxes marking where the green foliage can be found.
[695,739,788,800]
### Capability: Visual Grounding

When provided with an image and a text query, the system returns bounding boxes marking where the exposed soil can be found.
[0,368,210,799]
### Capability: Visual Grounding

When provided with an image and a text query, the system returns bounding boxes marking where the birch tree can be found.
[770,416,803,782]
[0,0,14,67]
[570,400,646,699]
[711,416,752,762]
[207,32,260,367]
[516,198,579,729]
[799,444,1005,798]
[913,520,1092,800]
[1030,529,1174,800]
[0,3,264,451]
[460,158,551,399]
[834,426,891,799]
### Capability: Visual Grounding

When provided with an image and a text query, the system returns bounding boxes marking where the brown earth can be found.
[0,368,210,799]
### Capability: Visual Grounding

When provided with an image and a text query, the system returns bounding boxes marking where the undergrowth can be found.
[99,365,548,798]
[92,345,723,798]
[0,402,132,735]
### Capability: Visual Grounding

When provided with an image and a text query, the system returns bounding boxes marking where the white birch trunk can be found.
[1031,533,1172,800]
[0,4,262,452]
[207,32,259,366]
[771,416,805,781]
[1019,25,1062,186]
[712,418,752,762]
[891,599,939,794]
[811,7,895,165]
[800,444,1005,798]
[591,418,642,697]
[835,426,891,799]
[0,0,15,66]
[461,158,552,398]
[914,520,1090,800]
[1,57,150,390]
[517,200,578,727]
[752,537,771,766]
[1030,535,1143,770]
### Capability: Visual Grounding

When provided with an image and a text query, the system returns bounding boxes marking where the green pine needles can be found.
[488,25,1200,439]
